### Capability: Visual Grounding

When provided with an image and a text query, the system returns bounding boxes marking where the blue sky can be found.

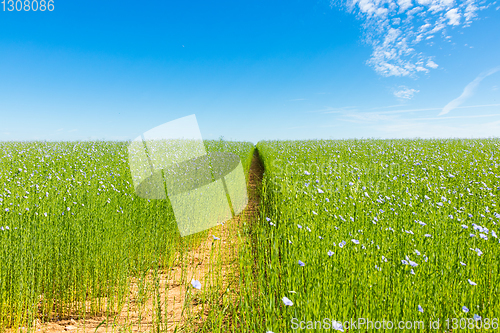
[0,0,499,144]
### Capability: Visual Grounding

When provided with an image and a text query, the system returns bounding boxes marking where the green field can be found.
[1,138,500,332]
[0,139,254,330]
[248,138,500,332]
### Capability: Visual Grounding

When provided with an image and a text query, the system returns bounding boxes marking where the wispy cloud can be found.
[407,113,500,120]
[332,0,491,77]
[376,119,500,138]
[310,106,358,113]
[439,66,500,115]
[367,104,405,110]
[318,103,500,119]
[394,86,420,99]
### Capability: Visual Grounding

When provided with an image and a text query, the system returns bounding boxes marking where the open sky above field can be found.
[0,0,499,143]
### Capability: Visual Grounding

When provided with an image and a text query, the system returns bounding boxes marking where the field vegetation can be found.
[0,139,254,330]
[244,138,500,332]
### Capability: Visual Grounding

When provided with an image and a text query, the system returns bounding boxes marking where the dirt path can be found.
[14,150,264,333]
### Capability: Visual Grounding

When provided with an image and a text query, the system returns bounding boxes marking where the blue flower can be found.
[401,260,409,265]
[415,249,421,255]
[304,171,310,175]
[266,217,271,222]
[213,235,220,240]
[474,314,481,321]
[339,241,346,248]
[460,261,466,266]
[191,279,201,289]
[282,296,293,306]
[468,279,477,286]
[332,321,344,332]
[298,260,305,266]
[328,250,334,257]
[318,188,324,194]
[424,234,432,237]
[462,306,469,313]
[352,239,360,244]
[418,305,423,313]
[461,224,468,229]
[297,224,302,229]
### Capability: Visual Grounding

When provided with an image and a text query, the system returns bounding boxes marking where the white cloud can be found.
[394,86,420,99]
[445,8,461,25]
[332,0,489,77]
[398,0,414,11]
[426,59,439,68]
[439,66,500,115]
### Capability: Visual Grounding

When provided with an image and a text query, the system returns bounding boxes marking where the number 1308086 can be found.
[2,0,54,11]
